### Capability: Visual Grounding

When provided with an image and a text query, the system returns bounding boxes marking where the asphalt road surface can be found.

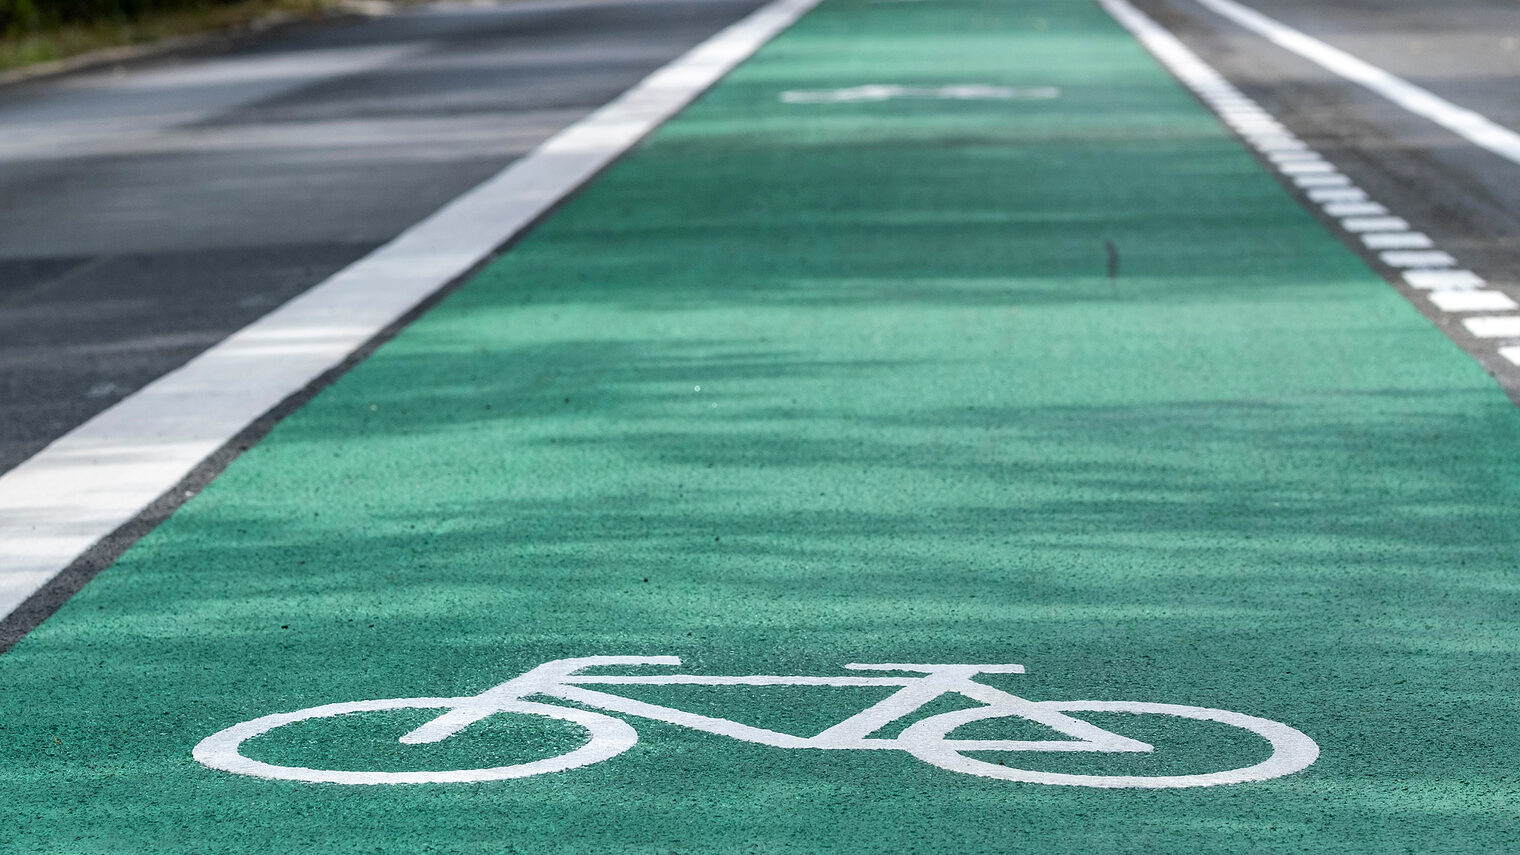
[0,0,762,474]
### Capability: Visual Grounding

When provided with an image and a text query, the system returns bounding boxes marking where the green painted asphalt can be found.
[4,0,1520,850]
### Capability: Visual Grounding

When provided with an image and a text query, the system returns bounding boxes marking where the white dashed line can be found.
[1362,232,1433,250]
[1405,270,1485,290]
[1464,317,1520,339]
[1340,216,1408,233]
[1293,174,1351,187]
[1278,160,1335,175]
[1306,187,1365,202]
[1323,202,1388,217]
[1381,250,1457,268]
[1428,291,1518,313]
[1098,0,1518,375]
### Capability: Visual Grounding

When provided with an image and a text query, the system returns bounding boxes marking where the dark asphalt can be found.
[0,0,761,475]
[1134,0,1520,395]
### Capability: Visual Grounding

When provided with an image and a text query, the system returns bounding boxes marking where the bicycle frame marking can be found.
[194,656,1320,789]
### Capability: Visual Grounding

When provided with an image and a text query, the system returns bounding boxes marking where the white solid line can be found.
[1500,346,1520,367]
[1428,291,1519,313]
[1193,0,1520,168]
[1404,270,1485,290]
[0,0,824,622]
[1464,317,1520,339]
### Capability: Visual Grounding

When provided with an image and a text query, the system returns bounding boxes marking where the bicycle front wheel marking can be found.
[903,701,1320,789]
[193,698,638,785]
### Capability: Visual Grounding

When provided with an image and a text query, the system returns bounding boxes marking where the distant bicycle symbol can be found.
[194,656,1318,788]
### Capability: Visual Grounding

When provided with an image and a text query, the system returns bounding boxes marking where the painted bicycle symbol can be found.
[194,656,1318,789]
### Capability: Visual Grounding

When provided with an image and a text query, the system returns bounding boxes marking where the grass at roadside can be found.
[0,0,363,72]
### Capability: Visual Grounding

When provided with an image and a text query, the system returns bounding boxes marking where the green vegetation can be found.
[0,0,338,71]
[0,0,239,34]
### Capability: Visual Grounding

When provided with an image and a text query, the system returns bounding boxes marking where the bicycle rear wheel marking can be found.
[192,699,637,785]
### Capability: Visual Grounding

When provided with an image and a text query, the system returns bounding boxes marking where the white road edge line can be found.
[0,0,823,623]
[1096,0,1520,372]
[1191,0,1520,168]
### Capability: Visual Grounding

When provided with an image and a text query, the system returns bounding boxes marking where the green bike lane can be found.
[4,0,1520,850]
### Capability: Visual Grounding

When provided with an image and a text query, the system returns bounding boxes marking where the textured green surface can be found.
[4,0,1520,851]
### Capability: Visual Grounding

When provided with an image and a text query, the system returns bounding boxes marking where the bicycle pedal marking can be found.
[193,655,1319,788]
